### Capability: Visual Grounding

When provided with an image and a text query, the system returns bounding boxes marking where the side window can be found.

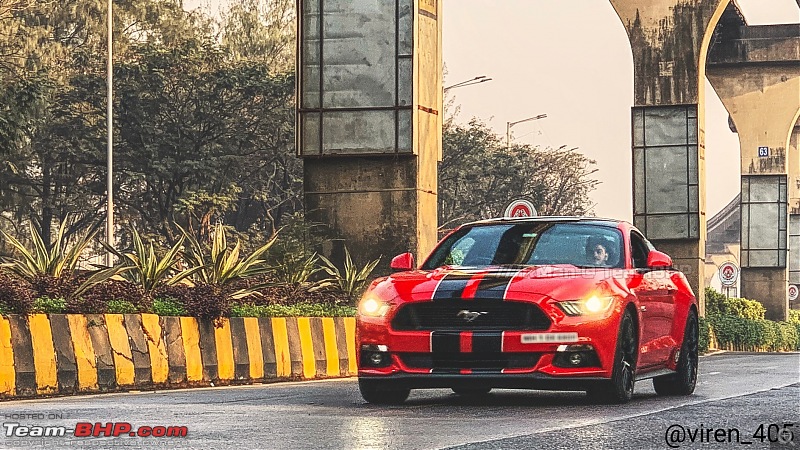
[630,232,650,269]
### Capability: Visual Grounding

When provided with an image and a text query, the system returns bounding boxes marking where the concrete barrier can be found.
[0,314,357,400]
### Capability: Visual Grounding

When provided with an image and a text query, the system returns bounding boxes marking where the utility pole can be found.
[106,0,114,266]
[506,114,547,150]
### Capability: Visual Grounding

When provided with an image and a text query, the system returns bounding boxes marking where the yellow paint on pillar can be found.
[66,315,98,391]
[214,319,235,381]
[180,317,203,382]
[0,317,15,395]
[140,314,168,384]
[296,318,316,379]
[105,314,135,386]
[344,318,357,375]
[271,318,291,377]
[321,318,340,377]
[243,318,264,379]
[28,314,57,394]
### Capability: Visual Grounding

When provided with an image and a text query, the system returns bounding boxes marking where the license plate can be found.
[520,332,579,344]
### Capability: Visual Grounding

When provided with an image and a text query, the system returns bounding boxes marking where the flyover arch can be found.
[608,0,732,315]
[295,1,799,319]
[705,11,800,321]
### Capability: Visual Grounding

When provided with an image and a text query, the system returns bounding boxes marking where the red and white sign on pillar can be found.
[503,199,537,218]
[789,285,799,302]
[718,261,739,287]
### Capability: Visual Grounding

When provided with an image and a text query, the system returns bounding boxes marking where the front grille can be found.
[391,299,551,331]
[398,352,541,370]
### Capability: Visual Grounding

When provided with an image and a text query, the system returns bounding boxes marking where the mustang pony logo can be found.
[457,310,488,322]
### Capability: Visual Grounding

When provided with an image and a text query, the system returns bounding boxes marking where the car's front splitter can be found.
[358,372,610,391]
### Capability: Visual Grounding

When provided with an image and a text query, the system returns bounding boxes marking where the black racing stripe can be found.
[473,273,516,299]
[431,331,461,354]
[472,331,503,353]
[432,275,470,300]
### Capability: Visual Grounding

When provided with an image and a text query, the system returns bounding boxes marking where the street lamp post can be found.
[106,0,114,266]
[443,75,492,93]
[506,114,547,150]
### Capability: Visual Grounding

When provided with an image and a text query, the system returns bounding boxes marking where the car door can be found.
[643,236,678,365]
[629,232,664,368]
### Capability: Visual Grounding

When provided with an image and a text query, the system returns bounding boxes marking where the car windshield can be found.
[422,222,624,269]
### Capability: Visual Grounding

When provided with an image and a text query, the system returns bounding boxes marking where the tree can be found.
[0,0,223,250]
[110,38,299,245]
[439,119,599,230]
[0,0,193,238]
[219,0,296,73]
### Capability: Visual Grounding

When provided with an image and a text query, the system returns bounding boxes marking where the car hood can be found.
[374,265,630,303]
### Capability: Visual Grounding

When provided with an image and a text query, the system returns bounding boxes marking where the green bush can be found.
[703,288,799,351]
[789,310,800,342]
[708,315,799,351]
[31,296,67,314]
[230,302,356,318]
[105,300,138,314]
[704,287,765,320]
[318,246,380,303]
[151,298,188,317]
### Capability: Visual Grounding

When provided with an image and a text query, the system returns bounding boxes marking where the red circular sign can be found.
[789,285,799,302]
[504,199,537,218]
[718,262,739,286]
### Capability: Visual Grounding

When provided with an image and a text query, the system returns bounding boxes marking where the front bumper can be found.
[357,303,625,381]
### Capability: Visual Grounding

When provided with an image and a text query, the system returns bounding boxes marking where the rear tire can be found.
[452,387,491,396]
[358,379,410,405]
[587,309,637,404]
[653,310,699,396]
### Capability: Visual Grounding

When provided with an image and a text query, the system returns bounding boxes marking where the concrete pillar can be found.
[297,0,442,272]
[789,126,800,309]
[706,24,800,321]
[610,0,730,315]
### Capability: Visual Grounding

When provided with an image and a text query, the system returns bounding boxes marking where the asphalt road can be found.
[0,352,798,450]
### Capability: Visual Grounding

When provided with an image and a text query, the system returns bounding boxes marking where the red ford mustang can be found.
[356,217,699,404]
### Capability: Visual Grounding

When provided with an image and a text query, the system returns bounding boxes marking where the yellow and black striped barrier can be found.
[0,314,357,399]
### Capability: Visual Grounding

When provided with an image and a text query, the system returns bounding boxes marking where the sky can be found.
[187,0,800,221]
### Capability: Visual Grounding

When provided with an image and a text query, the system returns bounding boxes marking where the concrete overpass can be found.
[294,0,799,320]
[707,2,800,320]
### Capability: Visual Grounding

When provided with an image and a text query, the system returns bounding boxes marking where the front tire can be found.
[653,309,698,396]
[588,309,638,404]
[358,378,410,405]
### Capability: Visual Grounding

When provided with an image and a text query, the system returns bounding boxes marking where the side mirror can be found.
[647,250,672,269]
[390,253,415,271]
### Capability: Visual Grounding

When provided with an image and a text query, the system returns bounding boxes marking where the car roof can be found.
[462,216,627,229]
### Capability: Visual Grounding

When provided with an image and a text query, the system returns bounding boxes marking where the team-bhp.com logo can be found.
[4,422,188,438]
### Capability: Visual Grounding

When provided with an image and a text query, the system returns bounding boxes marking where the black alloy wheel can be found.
[588,309,638,404]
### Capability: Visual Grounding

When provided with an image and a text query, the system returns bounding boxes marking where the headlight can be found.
[557,295,616,316]
[358,295,391,317]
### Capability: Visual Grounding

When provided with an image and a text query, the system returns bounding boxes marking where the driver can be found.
[586,237,610,267]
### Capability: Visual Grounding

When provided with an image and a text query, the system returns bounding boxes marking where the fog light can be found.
[553,346,602,368]
[360,345,392,368]
[370,353,384,366]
